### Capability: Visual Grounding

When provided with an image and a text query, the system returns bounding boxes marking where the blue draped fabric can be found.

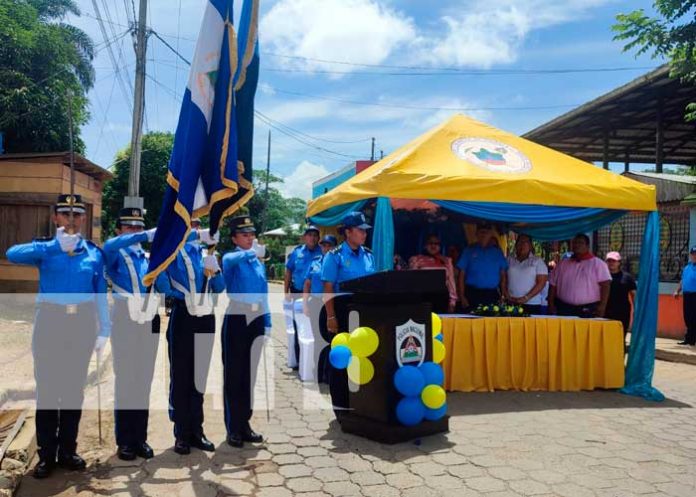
[621,211,664,401]
[308,200,367,226]
[372,197,395,271]
[433,201,627,241]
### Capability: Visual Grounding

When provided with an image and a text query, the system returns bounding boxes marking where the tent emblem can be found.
[451,138,532,174]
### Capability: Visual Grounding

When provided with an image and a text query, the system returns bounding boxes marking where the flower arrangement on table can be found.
[472,303,528,317]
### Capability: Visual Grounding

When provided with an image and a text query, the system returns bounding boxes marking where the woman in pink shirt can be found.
[409,234,458,312]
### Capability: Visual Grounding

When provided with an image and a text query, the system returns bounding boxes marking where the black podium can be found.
[338,270,450,444]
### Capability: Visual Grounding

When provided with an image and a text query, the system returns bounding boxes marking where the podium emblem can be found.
[395,319,426,367]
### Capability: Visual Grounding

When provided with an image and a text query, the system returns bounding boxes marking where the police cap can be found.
[118,207,145,227]
[228,215,256,234]
[55,194,86,214]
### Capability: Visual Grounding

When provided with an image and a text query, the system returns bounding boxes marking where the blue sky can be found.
[68,0,664,200]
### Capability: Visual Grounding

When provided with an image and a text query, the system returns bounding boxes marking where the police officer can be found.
[285,226,321,367]
[157,223,224,454]
[103,207,161,461]
[321,212,375,418]
[5,194,110,479]
[221,216,270,447]
[302,235,337,384]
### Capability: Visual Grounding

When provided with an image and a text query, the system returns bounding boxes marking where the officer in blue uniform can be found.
[103,207,162,461]
[5,194,110,479]
[157,224,224,454]
[302,235,337,384]
[321,212,376,418]
[221,216,271,448]
[285,226,321,367]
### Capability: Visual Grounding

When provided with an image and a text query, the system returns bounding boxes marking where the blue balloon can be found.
[419,362,444,386]
[434,333,444,342]
[329,345,351,369]
[424,403,447,421]
[393,366,425,397]
[396,397,425,426]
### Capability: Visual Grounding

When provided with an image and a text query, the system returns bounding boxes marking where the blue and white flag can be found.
[145,0,259,286]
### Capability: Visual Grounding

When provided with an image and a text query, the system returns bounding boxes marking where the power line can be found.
[265,52,658,75]
[256,111,372,145]
[270,88,582,112]
[255,111,366,161]
[265,66,658,77]
[151,31,191,66]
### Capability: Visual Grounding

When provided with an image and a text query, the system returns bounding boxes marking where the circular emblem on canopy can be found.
[451,138,532,173]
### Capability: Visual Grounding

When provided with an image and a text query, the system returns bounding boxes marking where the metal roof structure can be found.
[524,65,696,170]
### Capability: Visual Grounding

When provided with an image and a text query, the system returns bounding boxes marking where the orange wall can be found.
[658,294,685,338]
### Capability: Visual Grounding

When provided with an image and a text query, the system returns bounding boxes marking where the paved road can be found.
[14,312,696,497]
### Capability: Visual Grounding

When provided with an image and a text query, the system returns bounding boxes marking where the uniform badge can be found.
[395,319,426,367]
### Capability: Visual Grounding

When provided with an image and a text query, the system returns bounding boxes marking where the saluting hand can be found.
[198,229,220,246]
[203,254,221,273]
[56,227,80,253]
[145,228,157,242]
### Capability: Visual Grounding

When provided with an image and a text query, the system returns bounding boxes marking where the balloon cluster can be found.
[394,313,447,426]
[329,326,379,385]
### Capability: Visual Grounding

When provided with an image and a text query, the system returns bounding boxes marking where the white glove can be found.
[203,254,221,273]
[198,229,220,246]
[252,239,266,259]
[265,326,272,336]
[145,228,157,242]
[56,227,80,253]
[94,336,108,356]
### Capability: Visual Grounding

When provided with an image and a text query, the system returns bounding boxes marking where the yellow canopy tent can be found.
[307,114,662,402]
[308,114,655,216]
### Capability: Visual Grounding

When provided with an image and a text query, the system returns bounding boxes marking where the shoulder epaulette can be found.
[363,247,373,254]
[329,246,342,255]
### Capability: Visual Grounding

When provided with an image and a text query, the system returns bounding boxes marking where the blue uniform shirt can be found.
[6,237,111,337]
[286,244,322,291]
[222,247,271,327]
[456,243,509,290]
[321,242,376,292]
[158,241,225,300]
[683,262,696,293]
[304,254,325,296]
[103,231,150,297]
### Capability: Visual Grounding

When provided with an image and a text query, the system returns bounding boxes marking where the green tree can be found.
[101,132,174,238]
[0,0,95,153]
[614,1,696,121]
[247,169,307,233]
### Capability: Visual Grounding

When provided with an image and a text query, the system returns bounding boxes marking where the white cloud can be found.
[261,0,416,74]
[415,0,613,68]
[278,160,331,200]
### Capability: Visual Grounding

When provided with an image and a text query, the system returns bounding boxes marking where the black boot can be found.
[136,442,154,459]
[117,446,137,461]
[33,459,55,479]
[57,453,86,471]
[189,434,215,452]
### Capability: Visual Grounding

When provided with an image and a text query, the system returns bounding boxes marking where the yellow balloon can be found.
[347,356,375,385]
[331,333,350,349]
[421,385,446,409]
[433,340,446,364]
[432,313,442,335]
[348,326,379,358]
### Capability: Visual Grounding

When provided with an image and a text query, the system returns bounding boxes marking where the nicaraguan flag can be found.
[144,0,259,286]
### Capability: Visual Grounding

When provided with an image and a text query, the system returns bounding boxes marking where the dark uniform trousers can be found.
[33,302,96,460]
[683,292,696,345]
[319,295,350,418]
[290,286,303,367]
[221,306,266,435]
[465,286,500,310]
[111,299,160,447]
[166,300,215,440]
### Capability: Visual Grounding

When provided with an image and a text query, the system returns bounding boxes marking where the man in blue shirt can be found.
[221,215,270,448]
[5,194,110,479]
[302,235,337,384]
[103,207,163,461]
[457,223,509,311]
[284,226,321,369]
[321,212,376,418]
[157,223,224,455]
[674,246,696,346]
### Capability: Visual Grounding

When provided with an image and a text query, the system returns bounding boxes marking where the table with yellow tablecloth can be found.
[441,316,625,392]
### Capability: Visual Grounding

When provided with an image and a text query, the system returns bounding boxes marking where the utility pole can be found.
[380,150,384,160]
[67,91,76,227]
[262,130,271,233]
[371,137,375,161]
[125,0,149,209]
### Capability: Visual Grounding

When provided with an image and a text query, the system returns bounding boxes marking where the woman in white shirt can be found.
[507,234,549,315]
